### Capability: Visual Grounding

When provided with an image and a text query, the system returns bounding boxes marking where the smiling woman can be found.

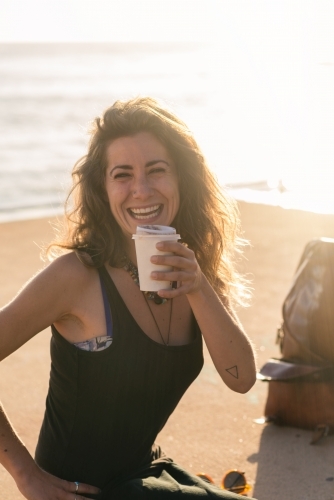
[0,97,257,500]
[49,97,244,301]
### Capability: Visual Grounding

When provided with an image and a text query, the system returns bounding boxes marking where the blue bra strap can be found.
[99,274,113,338]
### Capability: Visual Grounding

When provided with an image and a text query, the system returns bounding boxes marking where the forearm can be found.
[0,402,35,485]
[151,241,257,392]
[186,274,257,393]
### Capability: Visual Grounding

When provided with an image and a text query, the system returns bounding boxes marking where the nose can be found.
[132,174,153,199]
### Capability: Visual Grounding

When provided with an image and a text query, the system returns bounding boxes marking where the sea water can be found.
[1,42,334,222]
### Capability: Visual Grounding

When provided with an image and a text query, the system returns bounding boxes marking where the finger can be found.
[157,283,191,299]
[65,480,101,495]
[151,255,197,271]
[156,240,191,256]
[151,270,194,283]
[77,482,101,495]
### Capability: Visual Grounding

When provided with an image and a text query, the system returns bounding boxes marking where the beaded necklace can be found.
[123,257,167,304]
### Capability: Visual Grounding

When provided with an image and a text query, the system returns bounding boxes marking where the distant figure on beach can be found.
[0,97,257,499]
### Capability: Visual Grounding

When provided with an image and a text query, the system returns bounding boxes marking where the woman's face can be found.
[105,132,180,239]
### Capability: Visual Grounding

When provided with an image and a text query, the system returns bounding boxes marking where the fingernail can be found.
[151,272,158,279]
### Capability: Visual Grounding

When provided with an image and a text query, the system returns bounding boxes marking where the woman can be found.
[0,97,257,499]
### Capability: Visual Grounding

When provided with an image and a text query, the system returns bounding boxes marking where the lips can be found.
[128,204,162,220]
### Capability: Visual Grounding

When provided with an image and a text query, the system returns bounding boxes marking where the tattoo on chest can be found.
[226,365,239,379]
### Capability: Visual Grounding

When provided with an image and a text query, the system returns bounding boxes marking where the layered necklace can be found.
[123,258,167,305]
[123,256,173,346]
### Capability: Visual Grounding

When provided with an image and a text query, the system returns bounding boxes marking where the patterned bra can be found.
[73,275,113,352]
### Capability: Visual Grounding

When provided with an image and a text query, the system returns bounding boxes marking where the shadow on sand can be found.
[249,424,334,500]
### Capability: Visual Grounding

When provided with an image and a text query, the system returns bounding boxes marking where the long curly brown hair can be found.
[48,97,247,302]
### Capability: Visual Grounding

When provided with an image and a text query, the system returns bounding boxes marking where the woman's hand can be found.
[16,463,101,500]
[150,240,203,298]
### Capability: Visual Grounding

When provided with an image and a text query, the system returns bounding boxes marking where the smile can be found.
[128,204,163,220]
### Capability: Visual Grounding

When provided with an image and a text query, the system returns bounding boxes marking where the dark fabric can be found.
[104,461,256,499]
[100,273,113,338]
[35,266,204,490]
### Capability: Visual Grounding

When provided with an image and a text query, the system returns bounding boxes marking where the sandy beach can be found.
[1,201,334,500]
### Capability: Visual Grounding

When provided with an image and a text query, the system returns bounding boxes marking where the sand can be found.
[0,202,334,500]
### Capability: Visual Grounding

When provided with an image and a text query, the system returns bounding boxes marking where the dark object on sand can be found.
[259,238,334,443]
[221,470,252,496]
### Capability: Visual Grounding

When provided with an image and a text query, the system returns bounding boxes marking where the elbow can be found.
[220,374,256,394]
[236,380,256,394]
[239,375,256,394]
[233,374,257,394]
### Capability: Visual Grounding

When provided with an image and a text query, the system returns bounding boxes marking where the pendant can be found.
[153,294,164,305]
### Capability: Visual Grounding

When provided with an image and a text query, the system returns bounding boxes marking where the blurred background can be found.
[1,0,334,222]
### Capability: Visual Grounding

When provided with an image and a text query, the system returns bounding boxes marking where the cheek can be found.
[107,183,127,204]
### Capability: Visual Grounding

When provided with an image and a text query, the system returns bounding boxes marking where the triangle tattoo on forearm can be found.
[226,365,239,379]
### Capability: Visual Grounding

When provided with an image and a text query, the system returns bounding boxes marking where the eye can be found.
[113,172,132,180]
[148,166,166,175]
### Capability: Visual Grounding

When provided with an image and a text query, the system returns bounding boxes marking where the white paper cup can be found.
[132,226,180,292]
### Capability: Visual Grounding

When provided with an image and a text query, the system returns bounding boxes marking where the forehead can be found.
[105,132,171,166]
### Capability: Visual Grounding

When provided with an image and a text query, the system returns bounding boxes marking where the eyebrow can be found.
[110,159,170,175]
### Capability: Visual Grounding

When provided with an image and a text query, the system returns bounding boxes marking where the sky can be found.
[1,0,333,47]
[4,0,223,43]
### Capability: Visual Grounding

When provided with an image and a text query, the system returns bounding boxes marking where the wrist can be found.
[185,273,210,300]
[3,445,36,485]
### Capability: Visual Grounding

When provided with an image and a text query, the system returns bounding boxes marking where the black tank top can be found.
[35,266,203,489]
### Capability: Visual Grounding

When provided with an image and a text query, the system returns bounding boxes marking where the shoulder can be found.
[0,253,101,359]
[47,251,94,275]
[23,252,98,297]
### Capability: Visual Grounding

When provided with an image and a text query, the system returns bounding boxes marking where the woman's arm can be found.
[0,255,101,499]
[0,252,99,360]
[0,403,100,499]
[0,257,73,361]
[150,241,257,393]
[182,274,256,393]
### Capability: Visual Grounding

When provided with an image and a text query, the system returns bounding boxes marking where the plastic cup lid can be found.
[135,225,177,235]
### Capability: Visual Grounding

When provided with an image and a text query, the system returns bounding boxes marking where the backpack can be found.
[258,238,334,443]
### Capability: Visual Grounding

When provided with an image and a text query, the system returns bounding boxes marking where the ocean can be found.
[1,42,333,223]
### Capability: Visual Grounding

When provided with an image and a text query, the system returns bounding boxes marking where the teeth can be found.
[133,213,158,220]
[131,205,160,214]
[129,204,161,220]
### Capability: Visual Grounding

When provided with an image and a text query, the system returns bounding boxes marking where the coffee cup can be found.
[132,225,180,291]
